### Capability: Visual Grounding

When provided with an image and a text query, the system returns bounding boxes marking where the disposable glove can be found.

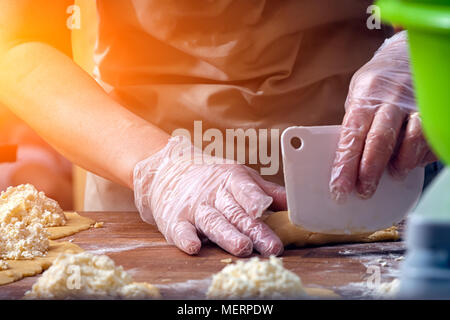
[330,31,437,201]
[133,135,285,257]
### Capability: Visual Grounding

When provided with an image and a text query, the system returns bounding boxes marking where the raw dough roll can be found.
[264,211,399,247]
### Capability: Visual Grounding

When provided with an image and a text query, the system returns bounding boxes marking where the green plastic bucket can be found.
[376,0,450,164]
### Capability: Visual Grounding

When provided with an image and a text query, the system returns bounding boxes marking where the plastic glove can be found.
[133,135,286,257]
[330,31,437,201]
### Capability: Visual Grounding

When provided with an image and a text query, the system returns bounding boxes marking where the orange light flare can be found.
[0,144,17,163]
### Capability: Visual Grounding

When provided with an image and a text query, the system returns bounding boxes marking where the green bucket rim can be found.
[376,0,450,33]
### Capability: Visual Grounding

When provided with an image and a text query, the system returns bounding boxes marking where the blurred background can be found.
[0,104,74,210]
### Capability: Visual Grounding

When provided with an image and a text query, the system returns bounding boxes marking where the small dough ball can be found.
[24,252,160,300]
[207,256,306,299]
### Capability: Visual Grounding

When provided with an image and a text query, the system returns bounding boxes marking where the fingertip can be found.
[330,186,348,203]
[172,221,202,255]
[181,238,202,255]
[357,163,383,199]
[270,186,287,211]
[260,238,284,257]
[356,180,377,199]
[388,164,408,181]
[233,237,253,257]
[230,171,274,218]
[248,195,273,218]
[260,195,273,214]
[329,169,355,203]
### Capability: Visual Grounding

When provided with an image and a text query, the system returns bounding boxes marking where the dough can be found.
[0,213,96,286]
[264,211,399,247]
[0,183,96,285]
[24,252,160,300]
[0,212,94,261]
[0,241,83,285]
[207,256,307,299]
[304,287,339,298]
[47,212,95,240]
[93,222,104,228]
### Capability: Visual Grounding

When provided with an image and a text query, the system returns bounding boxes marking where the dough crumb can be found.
[207,256,306,299]
[377,259,388,267]
[220,258,232,264]
[24,252,160,300]
[374,279,400,299]
[93,222,104,228]
[0,259,9,270]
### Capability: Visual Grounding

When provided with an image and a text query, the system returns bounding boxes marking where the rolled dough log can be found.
[264,211,399,247]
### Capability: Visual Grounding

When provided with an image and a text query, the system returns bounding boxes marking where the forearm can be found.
[0,41,170,189]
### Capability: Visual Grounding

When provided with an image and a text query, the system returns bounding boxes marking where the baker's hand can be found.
[330,31,437,201]
[133,135,286,257]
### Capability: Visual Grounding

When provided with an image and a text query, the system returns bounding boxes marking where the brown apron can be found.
[71,0,392,211]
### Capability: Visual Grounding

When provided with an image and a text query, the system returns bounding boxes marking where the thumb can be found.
[245,167,287,211]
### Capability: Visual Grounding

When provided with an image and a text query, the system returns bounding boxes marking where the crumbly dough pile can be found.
[24,252,161,299]
[0,184,66,227]
[0,184,67,259]
[0,222,49,259]
[207,256,306,299]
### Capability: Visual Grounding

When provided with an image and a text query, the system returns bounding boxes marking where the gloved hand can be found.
[133,135,286,257]
[330,31,437,201]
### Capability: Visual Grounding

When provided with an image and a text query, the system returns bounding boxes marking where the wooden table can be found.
[0,212,406,299]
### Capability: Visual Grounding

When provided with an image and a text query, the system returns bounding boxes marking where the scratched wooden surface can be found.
[0,212,405,299]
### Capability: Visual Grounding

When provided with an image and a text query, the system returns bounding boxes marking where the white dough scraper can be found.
[281,125,424,235]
